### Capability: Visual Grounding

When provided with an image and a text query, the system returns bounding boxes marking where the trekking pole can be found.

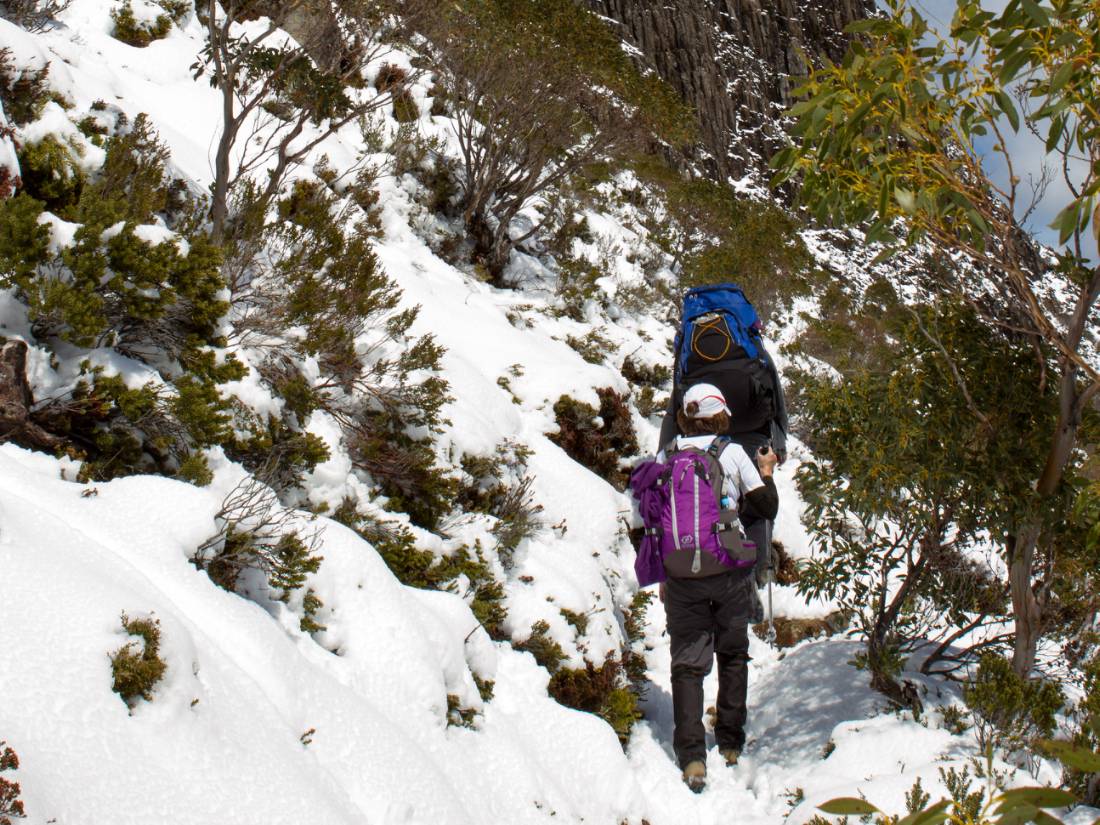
[766,575,776,646]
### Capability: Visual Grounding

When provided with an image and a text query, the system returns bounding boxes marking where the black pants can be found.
[666,572,753,768]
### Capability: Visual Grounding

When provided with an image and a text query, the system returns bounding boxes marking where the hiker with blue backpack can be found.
[630,382,779,791]
[659,284,788,604]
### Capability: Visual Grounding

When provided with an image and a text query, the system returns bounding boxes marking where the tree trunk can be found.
[1009,362,1084,677]
[1008,527,1042,677]
[0,338,61,450]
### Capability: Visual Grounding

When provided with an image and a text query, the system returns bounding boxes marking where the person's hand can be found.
[659,582,667,603]
[757,445,778,477]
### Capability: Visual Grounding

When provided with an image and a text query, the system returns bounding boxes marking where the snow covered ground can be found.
[0,3,1090,824]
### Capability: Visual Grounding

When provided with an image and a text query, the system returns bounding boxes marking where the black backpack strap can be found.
[707,436,731,461]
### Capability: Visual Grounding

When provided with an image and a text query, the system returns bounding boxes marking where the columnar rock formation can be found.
[587,0,873,179]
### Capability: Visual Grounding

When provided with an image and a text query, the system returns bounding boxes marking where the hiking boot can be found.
[682,760,706,793]
[720,748,741,766]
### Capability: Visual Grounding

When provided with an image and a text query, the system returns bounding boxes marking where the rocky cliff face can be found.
[587,0,873,180]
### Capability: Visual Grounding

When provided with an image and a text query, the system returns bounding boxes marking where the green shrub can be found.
[225,413,331,494]
[332,503,508,640]
[0,46,50,126]
[514,620,566,674]
[456,440,543,567]
[446,693,479,728]
[111,2,172,47]
[547,657,640,745]
[622,590,652,696]
[549,388,638,490]
[0,740,25,825]
[391,87,420,123]
[620,356,670,389]
[16,135,84,216]
[110,613,167,705]
[80,113,173,225]
[236,181,451,524]
[565,328,615,364]
[964,653,1064,760]
[39,365,238,483]
[156,0,189,23]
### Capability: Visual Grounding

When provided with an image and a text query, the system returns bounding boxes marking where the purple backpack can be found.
[629,437,755,586]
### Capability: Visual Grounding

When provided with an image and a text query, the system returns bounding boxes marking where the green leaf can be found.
[896,799,952,825]
[995,787,1077,811]
[1019,0,1051,27]
[1038,739,1100,772]
[994,89,1021,131]
[819,798,882,816]
[1049,61,1075,92]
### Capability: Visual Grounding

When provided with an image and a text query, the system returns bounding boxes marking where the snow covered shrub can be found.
[964,654,1064,767]
[232,180,451,520]
[41,367,233,482]
[549,389,638,491]
[620,357,670,392]
[109,613,167,706]
[565,329,614,365]
[0,48,50,126]
[622,590,652,698]
[456,440,544,567]
[554,256,604,322]
[0,0,69,31]
[15,136,83,216]
[332,503,509,639]
[225,412,330,495]
[194,478,324,632]
[110,2,172,48]
[0,741,24,825]
[514,621,566,674]
[0,125,241,479]
[446,694,479,729]
[547,658,640,745]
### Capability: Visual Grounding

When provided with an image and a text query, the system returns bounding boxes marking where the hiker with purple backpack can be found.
[631,383,778,792]
[630,284,784,792]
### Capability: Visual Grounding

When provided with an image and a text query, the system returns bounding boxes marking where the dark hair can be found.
[676,403,730,436]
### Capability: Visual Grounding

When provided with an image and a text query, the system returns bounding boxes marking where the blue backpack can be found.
[673,284,776,433]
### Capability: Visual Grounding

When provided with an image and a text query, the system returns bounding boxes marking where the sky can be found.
[907,0,1097,262]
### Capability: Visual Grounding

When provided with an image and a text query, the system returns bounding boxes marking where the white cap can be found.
[682,383,731,418]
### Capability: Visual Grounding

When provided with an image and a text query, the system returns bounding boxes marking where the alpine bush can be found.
[0,0,70,31]
[0,47,50,126]
[332,502,508,640]
[549,389,638,490]
[15,136,83,216]
[232,180,451,520]
[456,440,543,567]
[110,613,167,706]
[110,2,172,47]
[964,654,1064,767]
[0,741,23,825]
[548,657,641,745]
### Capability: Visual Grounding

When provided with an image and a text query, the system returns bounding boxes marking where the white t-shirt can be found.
[657,435,764,502]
